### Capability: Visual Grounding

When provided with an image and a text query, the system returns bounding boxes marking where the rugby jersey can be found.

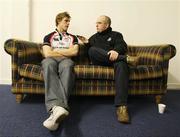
[43,29,78,49]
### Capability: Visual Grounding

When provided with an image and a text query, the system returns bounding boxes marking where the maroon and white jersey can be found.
[43,29,78,49]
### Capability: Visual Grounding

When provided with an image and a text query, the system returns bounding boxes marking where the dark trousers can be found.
[88,47,129,106]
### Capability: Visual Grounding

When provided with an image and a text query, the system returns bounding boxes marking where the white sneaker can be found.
[43,115,59,131]
[43,106,69,131]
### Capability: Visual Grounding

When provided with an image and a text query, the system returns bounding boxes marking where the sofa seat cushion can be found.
[19,64,163,82]
[75,65,163,80]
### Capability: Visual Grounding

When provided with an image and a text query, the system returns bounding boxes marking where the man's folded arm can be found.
[42,45,63,58]
[53,44,79,57]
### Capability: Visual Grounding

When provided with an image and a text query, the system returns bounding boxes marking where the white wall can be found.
[0,0,30,84]
[0,0,12,84]
[1,0,180,89]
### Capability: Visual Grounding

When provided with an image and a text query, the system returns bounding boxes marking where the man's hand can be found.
[77,35,89,44]
[107,50,119,62]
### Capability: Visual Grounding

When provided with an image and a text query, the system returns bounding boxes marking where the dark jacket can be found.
[88,27,127,55]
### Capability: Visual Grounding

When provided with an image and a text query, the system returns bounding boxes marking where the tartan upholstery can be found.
[11,79,164,95]
[4,39,176,102]
[4,39,44,82]
[19,64,163,81]
[19,64,43,81]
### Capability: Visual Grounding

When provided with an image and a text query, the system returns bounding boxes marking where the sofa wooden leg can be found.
[155,95,162,104]
[15,94,24,103]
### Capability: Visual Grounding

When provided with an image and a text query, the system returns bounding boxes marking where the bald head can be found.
[96,15,111,32]
[98,15,111,27]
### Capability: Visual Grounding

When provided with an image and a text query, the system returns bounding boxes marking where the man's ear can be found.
[105,23,109,29]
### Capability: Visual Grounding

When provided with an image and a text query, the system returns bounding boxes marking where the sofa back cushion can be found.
[72,44,90,65]
[72,45,145,65]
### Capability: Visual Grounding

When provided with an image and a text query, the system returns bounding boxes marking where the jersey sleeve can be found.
[73,35,79,45]
[43,33,53,46]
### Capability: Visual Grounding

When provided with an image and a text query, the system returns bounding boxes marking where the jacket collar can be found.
[98,27,112,35]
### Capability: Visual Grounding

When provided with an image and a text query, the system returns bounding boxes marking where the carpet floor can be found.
[0,85,180,137]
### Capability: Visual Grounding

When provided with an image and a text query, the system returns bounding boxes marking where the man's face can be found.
[96,16,108,32]
[57,17,70,32]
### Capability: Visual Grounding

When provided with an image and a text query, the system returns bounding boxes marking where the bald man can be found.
[88,15,138,123]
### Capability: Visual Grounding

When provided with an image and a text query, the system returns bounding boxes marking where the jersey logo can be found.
[50,32,73,49]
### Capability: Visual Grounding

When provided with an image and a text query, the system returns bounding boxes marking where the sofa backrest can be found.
[72,44,176,66]
[72,44,90,65]
[72,45,139,65]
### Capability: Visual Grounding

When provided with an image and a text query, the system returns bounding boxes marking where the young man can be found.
[88,15,139,124]
[41,12,79,131]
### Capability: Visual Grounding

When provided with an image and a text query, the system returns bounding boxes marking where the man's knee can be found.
[41,58,57,69]
[58,59,74,69]
[88,47,96,57]
[58,59,74,75]
[88,47,107,59]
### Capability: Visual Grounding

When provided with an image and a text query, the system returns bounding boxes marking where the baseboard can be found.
[0,79,11,85]
[167,83,180,90]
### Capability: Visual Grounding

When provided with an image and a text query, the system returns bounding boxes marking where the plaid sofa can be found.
[4,39,176,103]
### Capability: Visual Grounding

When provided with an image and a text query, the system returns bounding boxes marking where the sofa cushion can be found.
[19,64,163,82]
[19,64,44,81]
[75,65,163,80]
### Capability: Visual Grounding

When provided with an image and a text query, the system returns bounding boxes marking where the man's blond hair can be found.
[55,12,71,26]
